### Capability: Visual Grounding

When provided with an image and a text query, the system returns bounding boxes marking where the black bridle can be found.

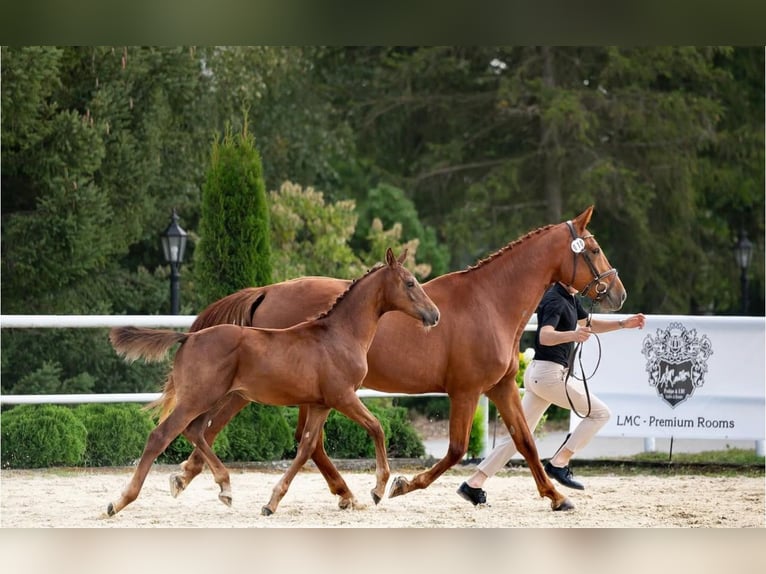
[566,220,619,303]
[563,220,617,418]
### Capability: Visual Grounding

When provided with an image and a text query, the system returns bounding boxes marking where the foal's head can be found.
[381,248,440,328]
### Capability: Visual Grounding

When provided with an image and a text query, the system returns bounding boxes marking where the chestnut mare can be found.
[175,206,625,512]
[106,248,439,516]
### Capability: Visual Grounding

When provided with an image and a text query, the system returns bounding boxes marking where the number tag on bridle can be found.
[570,238,585,253]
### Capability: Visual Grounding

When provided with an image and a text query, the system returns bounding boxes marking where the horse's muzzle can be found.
[599,288,626,312]
[422,309,440,328]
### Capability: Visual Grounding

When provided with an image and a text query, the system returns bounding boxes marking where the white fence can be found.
[2,314,764,456]
[0,314,503,457]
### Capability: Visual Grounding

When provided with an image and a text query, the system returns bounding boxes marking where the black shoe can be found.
[457,482,489,506]
[544,461,585,490]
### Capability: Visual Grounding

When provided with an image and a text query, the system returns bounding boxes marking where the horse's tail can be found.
[190,287,265,332]
[109,326,188,363]
[146,373,177,423]
[109,326,188,422]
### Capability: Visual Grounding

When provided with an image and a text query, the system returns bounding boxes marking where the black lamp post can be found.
[161,209,187,315]
[733,229,753,315]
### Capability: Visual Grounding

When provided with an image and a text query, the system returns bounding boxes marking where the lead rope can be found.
[564,299,603,419]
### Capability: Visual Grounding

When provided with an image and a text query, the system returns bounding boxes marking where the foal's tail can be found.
[109,326,188,363]
[109,326,189,422]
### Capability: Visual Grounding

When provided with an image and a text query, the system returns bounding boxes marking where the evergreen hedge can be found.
[1,405,87,468]
[0,400,428,468]
[72,403,155,466]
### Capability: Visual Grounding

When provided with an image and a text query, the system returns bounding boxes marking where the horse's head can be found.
[383,247,440,328]
[561,206,626,312]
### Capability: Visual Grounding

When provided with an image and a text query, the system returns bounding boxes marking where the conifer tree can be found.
[195,124,273,307]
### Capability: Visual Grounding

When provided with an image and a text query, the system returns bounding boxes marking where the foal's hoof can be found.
[552,497,575,512]
[261,506,273,516]
[338,496,357,510]
[169,474,185,498]
[218,493,232,507]
[371,490,382,506]
[388,476,408,498]
[106,503,116,517]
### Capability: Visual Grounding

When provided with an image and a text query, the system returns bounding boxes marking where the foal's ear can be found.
[397,248,408,265]
[385,247,396,267]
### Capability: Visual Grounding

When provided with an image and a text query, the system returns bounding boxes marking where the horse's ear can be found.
[385,247,396,267]
[397,248,408,265]
[573,205,594,232]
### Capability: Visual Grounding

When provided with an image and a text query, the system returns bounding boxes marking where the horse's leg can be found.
[182,412,233,507]
[389,393,478,498]
[262,404,331,516]
[331,396,391,505]
[106,408,196,516]
[296,405,359,509]
[485,375,573,511]
[170,394,248,497]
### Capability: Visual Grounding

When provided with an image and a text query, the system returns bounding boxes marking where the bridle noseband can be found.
[566,220,618,303]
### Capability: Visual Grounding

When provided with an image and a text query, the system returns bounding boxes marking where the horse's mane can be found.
[460,223,555,273]
[314,263,386,320]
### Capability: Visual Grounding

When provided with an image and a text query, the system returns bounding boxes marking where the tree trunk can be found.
[541,46,562,222]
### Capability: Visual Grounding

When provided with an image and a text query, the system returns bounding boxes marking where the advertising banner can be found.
[567,315,765,440]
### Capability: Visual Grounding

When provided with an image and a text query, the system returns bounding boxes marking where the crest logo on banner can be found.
[641,322,713,408]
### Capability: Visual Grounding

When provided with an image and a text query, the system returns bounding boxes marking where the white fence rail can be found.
[2,314,763,456]
[0,314,508,457]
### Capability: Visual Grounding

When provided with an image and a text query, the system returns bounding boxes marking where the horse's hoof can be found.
[169,474,185,498]
[371,490,382,506]
[388,476,407,498]
[261,506,273,516]
[218,493,232,507]
[338,497,354,510]
[552,497,575,512]
[106,502,118,517]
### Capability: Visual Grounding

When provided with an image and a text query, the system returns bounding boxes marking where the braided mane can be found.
[460,223,555,273]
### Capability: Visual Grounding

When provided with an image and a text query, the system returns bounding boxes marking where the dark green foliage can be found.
[1,46,763,417]
[72,403,155,466]
[323,404,391,458]
[352,183,450,279]
[396,396,450,420]
[1,405,87,468]
[283,402,426,459]
[384,405,426,458]
[222,404,292,462]
[156,424,232,465]
[195,126,272,307]
[85,404,152,463]
[467,404,486,459]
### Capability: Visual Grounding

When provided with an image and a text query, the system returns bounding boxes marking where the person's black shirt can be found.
[533,282,589,368]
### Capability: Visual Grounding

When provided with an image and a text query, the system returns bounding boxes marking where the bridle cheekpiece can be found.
[566,220,618,303]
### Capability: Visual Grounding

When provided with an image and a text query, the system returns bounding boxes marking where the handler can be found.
[458,281,646,506]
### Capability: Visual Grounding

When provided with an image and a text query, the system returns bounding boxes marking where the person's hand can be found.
[622,313,646,330]
[572,325,592,342]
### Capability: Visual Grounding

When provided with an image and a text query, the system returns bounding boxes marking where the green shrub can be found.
[467,404,486,459]
[156,419,232,465]
[385,405,425,458]
[1,404,87,468]
[324,402,393,458]
[223,403,292,462]
[395,396,450,420]
[274,402,426,459]
[73,403,155,466]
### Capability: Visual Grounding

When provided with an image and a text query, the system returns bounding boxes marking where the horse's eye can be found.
[406,280,415,288]
[592,248,601,255]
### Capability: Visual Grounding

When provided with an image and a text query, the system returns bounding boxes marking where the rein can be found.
[564,298,603,418]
